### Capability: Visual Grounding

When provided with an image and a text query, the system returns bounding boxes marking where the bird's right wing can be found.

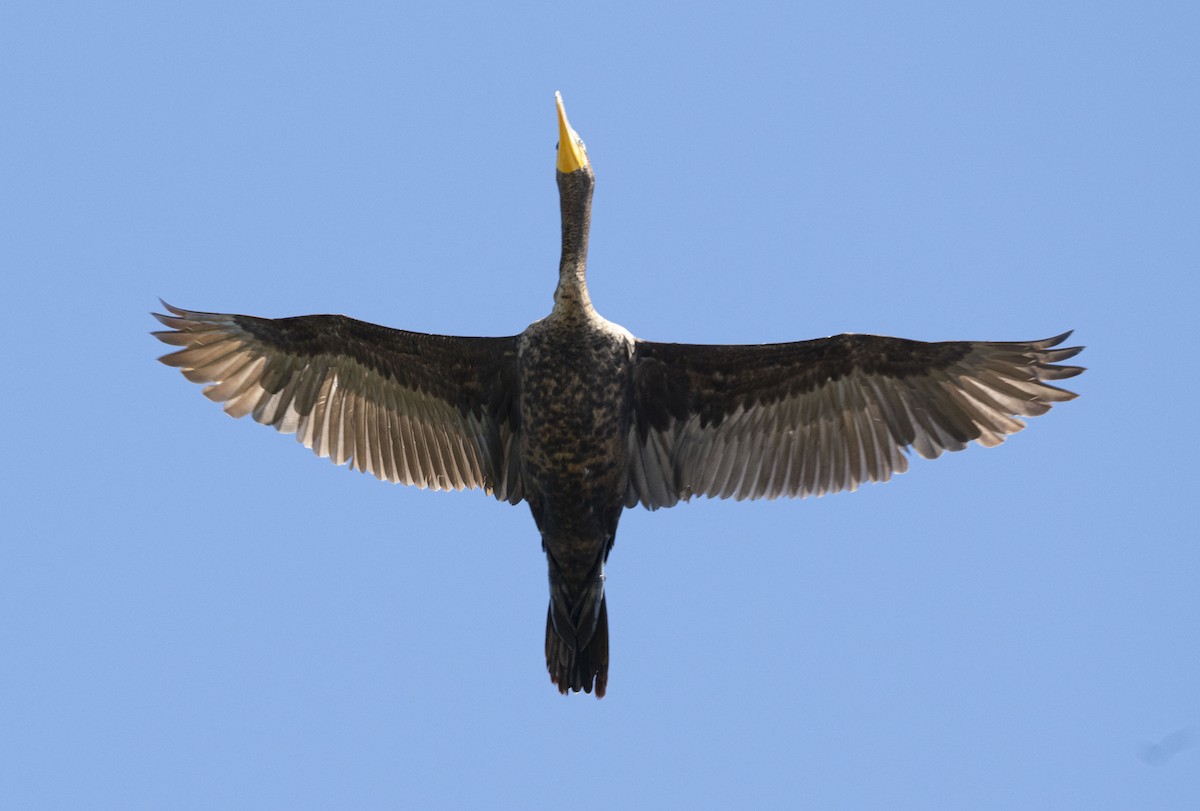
[627,332,1083,509]
[154,302,525,502]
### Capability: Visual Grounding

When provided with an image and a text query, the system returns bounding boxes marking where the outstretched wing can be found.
[153,302,524,502]
[627,332,1083,508]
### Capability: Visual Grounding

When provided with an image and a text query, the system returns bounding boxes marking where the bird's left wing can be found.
[627,332,1083,509]
[154,302,524,502]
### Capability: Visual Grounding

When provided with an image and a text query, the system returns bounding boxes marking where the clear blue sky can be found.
[4,1,1197,808]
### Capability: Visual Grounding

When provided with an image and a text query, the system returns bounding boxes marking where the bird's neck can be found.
[553,172,595,320]
[554,260,593,318]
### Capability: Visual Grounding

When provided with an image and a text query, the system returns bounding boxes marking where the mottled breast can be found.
[517,315,636,529]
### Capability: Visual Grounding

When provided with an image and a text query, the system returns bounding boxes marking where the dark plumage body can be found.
[153,94,1084,697]
[520,309,634,695]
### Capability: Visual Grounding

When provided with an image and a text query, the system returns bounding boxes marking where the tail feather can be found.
[546,595,608,698]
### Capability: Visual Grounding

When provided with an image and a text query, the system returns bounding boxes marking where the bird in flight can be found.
[154,92,1084,697]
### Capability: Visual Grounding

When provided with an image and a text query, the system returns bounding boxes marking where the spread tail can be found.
[546,594,608,698]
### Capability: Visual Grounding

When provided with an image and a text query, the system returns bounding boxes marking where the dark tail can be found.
[546,594,608,698]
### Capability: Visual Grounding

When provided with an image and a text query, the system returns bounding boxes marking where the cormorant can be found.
[154,92,1084,697]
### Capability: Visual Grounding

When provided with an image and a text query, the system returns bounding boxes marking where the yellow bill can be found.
[556,91,589,173]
